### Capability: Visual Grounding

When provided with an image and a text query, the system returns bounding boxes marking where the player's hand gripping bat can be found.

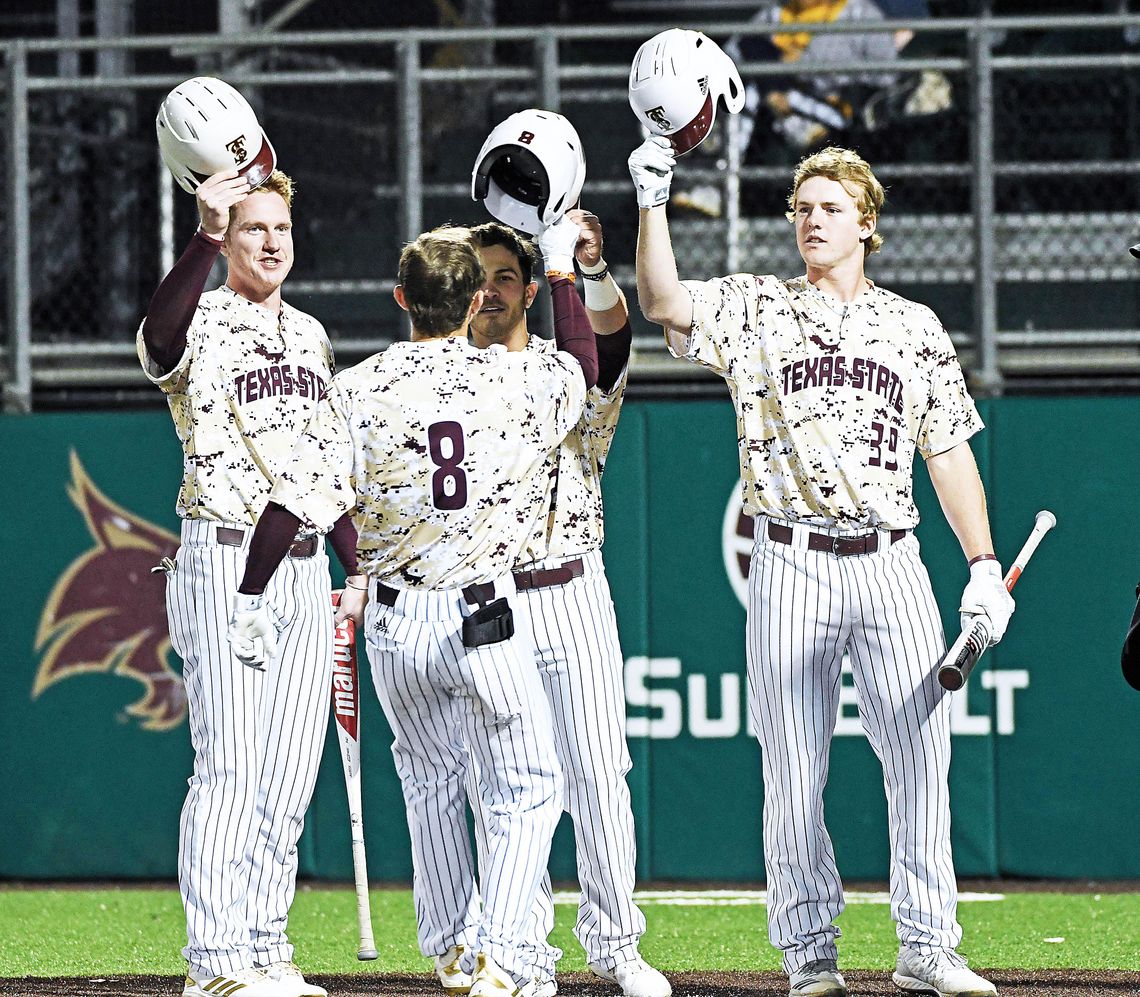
[937,510,1057,691]
[331,592,378,960]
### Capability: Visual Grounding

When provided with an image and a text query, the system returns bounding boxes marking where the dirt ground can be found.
[5,970,1139,997]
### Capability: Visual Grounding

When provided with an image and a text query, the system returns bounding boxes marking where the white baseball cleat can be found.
[434,944,474,993]
[893,948,997,997]
[531,975,557,997]
[588,955,672,997]
[260,961,327,997]
[789,958,848,996]
[468,952,524,996]
[183,966,293,997]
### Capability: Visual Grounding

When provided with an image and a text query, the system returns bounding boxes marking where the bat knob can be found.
[937,664,964,691]
[1036,509,1057,531]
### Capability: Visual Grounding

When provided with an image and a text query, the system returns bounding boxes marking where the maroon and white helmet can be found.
[156,77,276,194]
[472,108,586,235]
[628,29,745,156]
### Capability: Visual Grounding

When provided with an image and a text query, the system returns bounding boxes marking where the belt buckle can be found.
[831,535,843,556]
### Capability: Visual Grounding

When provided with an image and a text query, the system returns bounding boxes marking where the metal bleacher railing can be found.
[3,13,1140,411]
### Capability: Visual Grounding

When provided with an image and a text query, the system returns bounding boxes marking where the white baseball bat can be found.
[331,593,378,960]
[938,510,1057,691]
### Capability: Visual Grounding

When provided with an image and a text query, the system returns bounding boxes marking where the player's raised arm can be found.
[569,208,631,395]
[139,169,251,374]
[627,28,744,341]
[537,216,599,390]
[630,137,694,339]
[569,209,627,334]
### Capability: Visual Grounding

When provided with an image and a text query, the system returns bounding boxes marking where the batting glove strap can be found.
[959,561,1015,644]
[628,136,676,209]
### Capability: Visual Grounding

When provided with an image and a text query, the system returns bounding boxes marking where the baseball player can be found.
[229,226,600,997]
[629,136,1013,997]
[138,163,365,997]
[426,213,670,997]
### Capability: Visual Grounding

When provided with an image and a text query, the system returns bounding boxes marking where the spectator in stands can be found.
[760,0,901,151]
[674,0,902,218]
[673,0,952,218]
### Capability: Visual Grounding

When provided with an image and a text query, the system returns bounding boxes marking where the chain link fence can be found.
[3,15,1140,409]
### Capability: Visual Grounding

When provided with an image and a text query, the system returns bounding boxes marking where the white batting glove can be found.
[628,135,676,209]
[537,215,583,276]
[227,593,278,671]
[959,560,1015,644]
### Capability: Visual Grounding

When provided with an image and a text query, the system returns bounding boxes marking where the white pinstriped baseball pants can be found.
[472,549,646,978]
[364,575,563,986]
[166,518,334,978]
[747,516,961,976]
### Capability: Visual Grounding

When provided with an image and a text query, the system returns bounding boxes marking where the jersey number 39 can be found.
[428,421,468,510]
[869,420,899,471]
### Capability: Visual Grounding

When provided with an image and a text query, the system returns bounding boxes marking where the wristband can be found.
[196,224,225,245]
[345,579,369,592]
[580,257,621,311]
[968,553,998,566]
[546,269,577,284]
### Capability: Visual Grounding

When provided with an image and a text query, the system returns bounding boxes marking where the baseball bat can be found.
[331,592,378,960]
[937,510,1057,691]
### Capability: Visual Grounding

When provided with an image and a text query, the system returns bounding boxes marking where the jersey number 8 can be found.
[428,421,468,510]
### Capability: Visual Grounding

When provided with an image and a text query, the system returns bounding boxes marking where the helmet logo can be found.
[645,105,672,130]
[225,136,248,164]
[517,130,535,145]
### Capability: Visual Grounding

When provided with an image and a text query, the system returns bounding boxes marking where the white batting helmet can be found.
[156,77,276,194]
[471,108,586,235]
[628,29,745,156]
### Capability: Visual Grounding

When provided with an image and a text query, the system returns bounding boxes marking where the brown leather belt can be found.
[767,521,907,557]
[513,558,584,591]
[216,525,318,559]
[373,580,497,608]
[371,559,587,610]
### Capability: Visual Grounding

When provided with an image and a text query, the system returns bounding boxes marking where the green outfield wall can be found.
[2,398,1138,882]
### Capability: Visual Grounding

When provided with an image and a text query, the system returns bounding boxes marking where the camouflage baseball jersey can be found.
[673,274,982,529]
[269,336,587,589]
[516,334,629,564]
[137,285,334,526]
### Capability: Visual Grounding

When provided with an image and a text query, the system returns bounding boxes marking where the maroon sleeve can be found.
[141,230,223,375]
[326,511,360,577]
[549,278,599,390]
[238,503,302,595]
[595,320,632,393]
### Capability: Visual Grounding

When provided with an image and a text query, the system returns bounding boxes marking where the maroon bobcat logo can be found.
[226,135,248,164]
[34,452,186,731]
[645,105,673,131]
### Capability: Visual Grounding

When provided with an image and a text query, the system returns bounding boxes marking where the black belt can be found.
[767,521,907,557]
[216,525,318,559]
[373,580,497,608]
[513,558,584,591]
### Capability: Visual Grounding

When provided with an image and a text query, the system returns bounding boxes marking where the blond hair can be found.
[786,147,885,257]
[226,169,294,228]
[398,225,486,336]
[255,169,294,206]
